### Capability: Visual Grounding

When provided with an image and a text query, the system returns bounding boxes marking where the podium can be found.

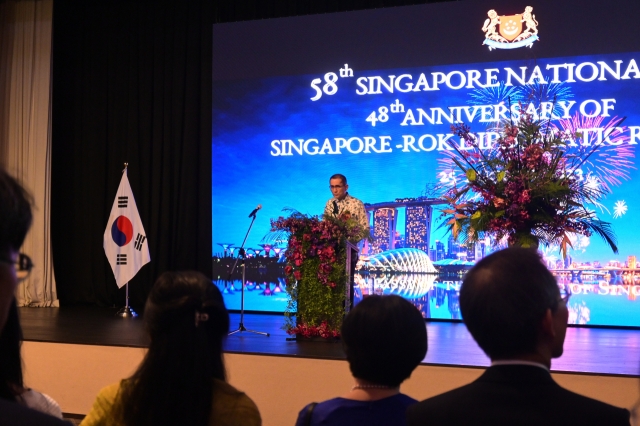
[291,239,359,341]
[269,213,364,340]
[343,240,359,315]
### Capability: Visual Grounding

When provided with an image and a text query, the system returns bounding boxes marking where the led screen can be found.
[213,0,640,326]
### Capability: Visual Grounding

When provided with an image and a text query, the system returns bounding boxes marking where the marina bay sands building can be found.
[366,198,443,255]
[405,204,431,252]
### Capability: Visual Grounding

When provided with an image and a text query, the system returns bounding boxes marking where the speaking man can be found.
[406,247,630,426]
[323,174,369,239]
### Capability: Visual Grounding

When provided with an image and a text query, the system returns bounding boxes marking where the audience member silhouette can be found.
[0,167,67,425]
[406,247,630,426]
[81,270,261,426]
[295,295,427,426]
[0,299,63,417]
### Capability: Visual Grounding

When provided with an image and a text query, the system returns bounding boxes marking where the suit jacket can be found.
[406,365,629,426]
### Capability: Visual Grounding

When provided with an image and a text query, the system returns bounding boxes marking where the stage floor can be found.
[18,306,640,376]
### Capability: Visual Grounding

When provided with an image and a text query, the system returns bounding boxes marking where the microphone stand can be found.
[228,210,270,337]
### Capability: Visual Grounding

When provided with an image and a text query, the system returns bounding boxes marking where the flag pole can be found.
[105,161,148,319]
[117,281,137,317]
[115,162,136,317]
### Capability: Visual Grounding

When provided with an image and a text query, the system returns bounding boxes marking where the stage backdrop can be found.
[213,0,640,326]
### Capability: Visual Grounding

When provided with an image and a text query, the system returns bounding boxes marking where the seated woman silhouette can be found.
[0,299,63,418]
[81,271,261,426]
[295,295,427,426]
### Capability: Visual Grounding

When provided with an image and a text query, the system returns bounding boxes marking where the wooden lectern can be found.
[344,240,359,314]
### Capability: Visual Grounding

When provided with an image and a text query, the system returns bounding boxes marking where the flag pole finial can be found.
[123,163,129,172]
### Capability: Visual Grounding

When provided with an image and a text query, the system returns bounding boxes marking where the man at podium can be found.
[323,173,369,238]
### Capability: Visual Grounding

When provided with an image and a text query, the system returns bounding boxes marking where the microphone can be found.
[248,204,262,218]
[333,200,339,216]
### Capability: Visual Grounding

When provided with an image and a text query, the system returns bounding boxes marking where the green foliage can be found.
[283,256,346,333]
[269,212,360,338]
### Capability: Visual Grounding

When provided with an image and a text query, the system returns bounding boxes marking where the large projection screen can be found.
[213,0,640,326]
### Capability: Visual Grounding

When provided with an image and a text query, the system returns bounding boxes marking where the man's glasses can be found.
[0,253,34,279]
[329,185,344,189]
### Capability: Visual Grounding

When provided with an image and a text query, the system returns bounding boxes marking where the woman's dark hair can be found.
[0,300,24,401]
[0,168,33,253]
[342,295,427,387]
[460,247,559,360]
[0,169,31,401]
[114,271,229,426]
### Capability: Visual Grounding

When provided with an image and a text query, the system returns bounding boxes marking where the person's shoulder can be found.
[345,194,366,208]
[368,393,419,410]
[296,395,417,426]
[0,398,68,426]
[79,381,123,426]
[96,381,123,403]
[18,389,63,418]
[211,379,261,426]
[297,398,352,415]
[293,398,344,426]
[213,380,256,406]
[410,385,470,407]
[213,379,243,395]
[406,378,630,426]
[309,395,417,413]
[406,383,477,423]
[553,386,629,421]
[393,392,419,405]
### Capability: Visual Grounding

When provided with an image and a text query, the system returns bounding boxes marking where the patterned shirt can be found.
[324,193,370,236]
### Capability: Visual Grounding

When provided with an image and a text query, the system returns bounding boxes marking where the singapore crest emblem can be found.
[481,6,539,50]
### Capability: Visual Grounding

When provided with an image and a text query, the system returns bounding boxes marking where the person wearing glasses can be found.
[406,247,629,426]
[323,174,369,241]
[0,168,67,425]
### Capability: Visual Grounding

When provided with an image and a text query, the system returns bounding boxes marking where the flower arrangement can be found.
[439,112,619,258]
[268,210,366,338]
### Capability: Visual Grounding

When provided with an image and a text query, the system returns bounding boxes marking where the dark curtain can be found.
[213,0,447,23]
[52,0,213,308]
[51,0,448,307]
